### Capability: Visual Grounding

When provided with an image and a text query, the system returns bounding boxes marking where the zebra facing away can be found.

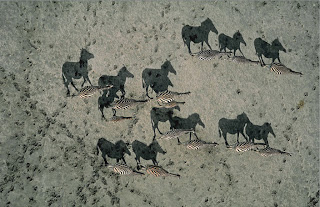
[62,49,94,96]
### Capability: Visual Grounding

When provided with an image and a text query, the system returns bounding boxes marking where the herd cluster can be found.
[61,18,297,177]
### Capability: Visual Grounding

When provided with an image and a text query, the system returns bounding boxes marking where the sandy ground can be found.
[0,1,319,207]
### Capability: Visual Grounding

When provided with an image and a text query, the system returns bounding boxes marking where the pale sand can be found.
[0,1,319,207]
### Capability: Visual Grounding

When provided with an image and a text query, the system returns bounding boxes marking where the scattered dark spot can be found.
[236,89,241,94]
[312,86,316,90]
[304,92,308,96]
[297,100,304,109]
[111,1,115,5]
[284,134,290,141]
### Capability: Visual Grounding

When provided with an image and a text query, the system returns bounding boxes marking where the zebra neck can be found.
[79,59,88,68]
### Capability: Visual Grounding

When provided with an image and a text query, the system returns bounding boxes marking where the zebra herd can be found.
[62,18,295,176]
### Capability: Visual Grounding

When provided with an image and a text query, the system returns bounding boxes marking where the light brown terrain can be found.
[0,1,319,207]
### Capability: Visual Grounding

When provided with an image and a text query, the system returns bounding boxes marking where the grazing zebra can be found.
[266,63,303,76]
[156,90,191,105]
[182,18,218,54]
[218,31,247,57]
[157,128,196,144]
[142,165,180,178]
[111,97,148,116]
[62,49,94,96]
[254,147,292,157]
[107,163,144,176]
[254,38,286,66]
[77,85,112,98]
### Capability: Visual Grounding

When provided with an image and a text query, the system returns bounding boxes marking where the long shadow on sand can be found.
[218,112,276,147]
[96,138,131,165]
[218,30,247,57]
[169,112,205,140]
[132,139,166,169]
[62,48,94,96]
[98,66,134,119]
[254,37,286,66]
[150,106,180,139]
[218,112,250,146]
[142,60,176,99]
[181,18,219,54]
[245,121,276,147]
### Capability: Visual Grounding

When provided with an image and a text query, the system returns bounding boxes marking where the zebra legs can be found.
[238,48,245,57]
[186,41,192,54]
[222,133,229,146]
[205,40,212,50]
[70,80,78,92]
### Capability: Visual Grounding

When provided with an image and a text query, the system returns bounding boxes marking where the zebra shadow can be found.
[182,18,219,54]
[169,113,205,140]
[142,60,176,99]
[98,66,134,119]
[96,138,131,165]
[132,139,166,169]
[244,121,276,147]
[254,37,286,66]
[218,30,247,57]
[62,48,94,96]
[151,106,180,139]
[98,66,134,99]
[218,112,250,146]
